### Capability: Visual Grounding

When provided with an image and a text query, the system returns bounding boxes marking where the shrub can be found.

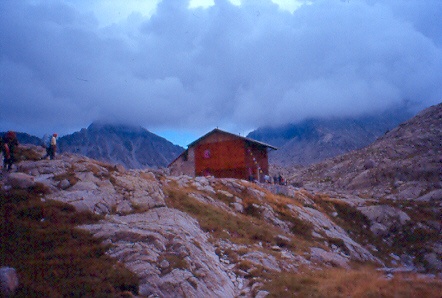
[15,146,42,161]
[244,203,262,218]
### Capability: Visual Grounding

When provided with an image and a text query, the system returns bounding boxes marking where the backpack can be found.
[5,131,16,141]
[42,134,51,148]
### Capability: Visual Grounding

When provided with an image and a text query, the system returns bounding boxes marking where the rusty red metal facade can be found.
[194,131,270,180]
[168,129,276,180]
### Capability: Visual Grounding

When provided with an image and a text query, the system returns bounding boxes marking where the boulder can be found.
[80,208,235,298]
[424,253,442,271]
[363,159,376,170]
[290,205,380,263]
[0,267,19,297]
[6,172,36,189]
[416,189,442,202]
[58,179,71,190]
[310,247,350,268]
[230,202,244,213]
[358,205,410,232]
[241,251,281,272]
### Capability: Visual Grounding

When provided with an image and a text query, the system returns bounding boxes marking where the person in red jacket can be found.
[2,131,18,171]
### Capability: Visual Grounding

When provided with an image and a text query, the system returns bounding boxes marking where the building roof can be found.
[187,128,278,150]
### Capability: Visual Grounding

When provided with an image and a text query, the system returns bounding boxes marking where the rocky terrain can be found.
[248,106,412,166]
[1,135,441,296]
[289,103,441,201]
[58,122,184,169]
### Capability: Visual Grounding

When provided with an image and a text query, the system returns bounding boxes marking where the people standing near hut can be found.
[2,131,19,171]
[49,133,58,159]
[42,133,58,160]
[264,174,270,184]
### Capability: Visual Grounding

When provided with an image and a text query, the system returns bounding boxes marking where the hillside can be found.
[0,132,42,146]
[248,107,412,166]
[1,143,441,297]
[58,122,184,169]
[289,102,442,201]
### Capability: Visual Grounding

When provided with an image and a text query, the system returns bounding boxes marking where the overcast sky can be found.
[1,0,441,146]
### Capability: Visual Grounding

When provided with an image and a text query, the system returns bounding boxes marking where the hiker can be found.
[248,168,254,182]
[42,133,58,160]
[2,131,19,171]
[264,174,271,184]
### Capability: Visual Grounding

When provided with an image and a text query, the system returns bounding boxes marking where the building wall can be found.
[195,137,247,179]
[169,130,271,180]
[245,142,269,182]
[168,148,195,176]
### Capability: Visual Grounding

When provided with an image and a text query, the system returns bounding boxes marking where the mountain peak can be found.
[58,123,184,169]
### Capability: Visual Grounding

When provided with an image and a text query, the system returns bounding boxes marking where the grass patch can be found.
[0,186,139,297]
[53,167,80,187]
[165,187,281,246]
[216,192,235,205]
[158,253,189,275]
[327,201,378,245]
[389,222,440,268]
[15,146,43,161]
[263,267,442,298]
[279,211,314,240]
[244,203,262,218]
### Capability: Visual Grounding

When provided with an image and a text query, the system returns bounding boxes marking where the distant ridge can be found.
[248,106,413,166]
[0,131,42,146]
[58,122,184,169]
[290,102,442,200]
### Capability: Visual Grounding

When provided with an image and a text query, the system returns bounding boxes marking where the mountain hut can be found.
[168,128,277,181]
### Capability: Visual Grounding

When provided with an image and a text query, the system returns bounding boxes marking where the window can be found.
[203,149,211,159]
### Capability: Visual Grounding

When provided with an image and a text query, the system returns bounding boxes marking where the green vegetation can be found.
[0,183,139,297]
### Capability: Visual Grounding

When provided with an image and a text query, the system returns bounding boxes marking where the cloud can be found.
[0,0,441,143]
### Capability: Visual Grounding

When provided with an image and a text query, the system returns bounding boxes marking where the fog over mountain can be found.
[248,106,413,166]
[289,102,442,201]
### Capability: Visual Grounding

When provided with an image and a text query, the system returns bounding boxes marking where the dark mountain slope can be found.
[289,102,442,200]
[0,132,42,146]
[248,107,413,166]
[58,122,184,169]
